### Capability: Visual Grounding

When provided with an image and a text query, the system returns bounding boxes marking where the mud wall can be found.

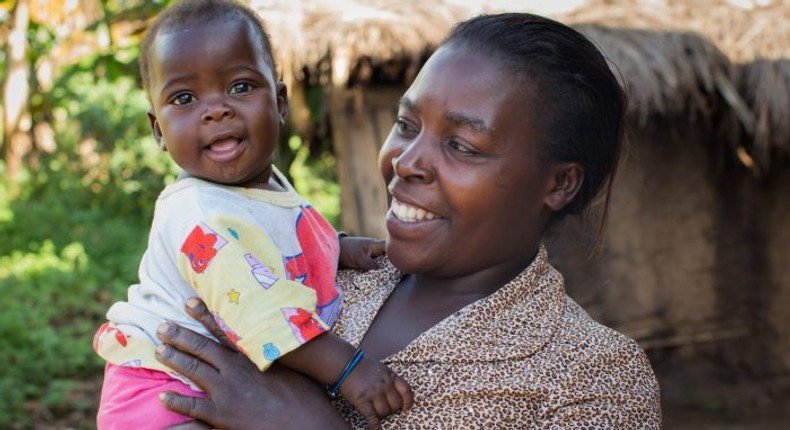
[547,122,790,411]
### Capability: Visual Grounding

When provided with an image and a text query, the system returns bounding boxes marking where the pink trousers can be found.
[97,363,206,429]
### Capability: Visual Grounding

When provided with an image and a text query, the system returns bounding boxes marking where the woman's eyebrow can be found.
[444,111,494,136]
[398,96,418,112]
[399,96,494,136]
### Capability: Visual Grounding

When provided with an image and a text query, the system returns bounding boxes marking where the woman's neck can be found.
[406,247,539,298]
[359,248,539,361]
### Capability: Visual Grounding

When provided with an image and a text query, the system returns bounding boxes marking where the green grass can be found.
[0,181,150,428]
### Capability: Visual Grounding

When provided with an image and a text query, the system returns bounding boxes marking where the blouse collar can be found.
[338,246,567,363]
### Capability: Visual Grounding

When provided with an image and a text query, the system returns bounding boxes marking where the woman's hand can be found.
[156,298,350,430]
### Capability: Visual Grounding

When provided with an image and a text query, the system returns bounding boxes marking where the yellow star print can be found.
[227,289,241,304]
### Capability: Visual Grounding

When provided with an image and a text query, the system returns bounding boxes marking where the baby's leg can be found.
[97,363,205,430]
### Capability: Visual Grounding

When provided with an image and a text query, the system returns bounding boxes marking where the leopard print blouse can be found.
[333,246,661,429]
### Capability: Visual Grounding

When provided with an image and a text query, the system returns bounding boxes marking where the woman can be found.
[153,12,661,429]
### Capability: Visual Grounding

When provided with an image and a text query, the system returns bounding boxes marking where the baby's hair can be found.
[139,0,276,97]
[443,13,626,231]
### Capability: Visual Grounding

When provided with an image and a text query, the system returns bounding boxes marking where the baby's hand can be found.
[340,356,413,430]
[338,235,385,270]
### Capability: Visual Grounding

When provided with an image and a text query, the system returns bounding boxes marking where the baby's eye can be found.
[229,82,253,94]
[171,92,195,105]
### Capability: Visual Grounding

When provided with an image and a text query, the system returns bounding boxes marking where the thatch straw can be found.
[659,0,789,63]
[250,0,790,171]
[251,0,466,83]
[561,0,790,170]
[737,59,790,169]
[575,26,737,128]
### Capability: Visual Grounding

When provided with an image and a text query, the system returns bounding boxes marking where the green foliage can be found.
[0,53,177,429]
[0,242,99,424]
[287,135,340,226]
[0,182,151,428]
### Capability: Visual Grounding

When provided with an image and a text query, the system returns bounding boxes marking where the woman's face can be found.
[379,43,558,278]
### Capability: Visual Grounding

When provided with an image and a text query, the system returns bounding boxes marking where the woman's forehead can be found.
[403,45,536,128]
[416,45,529,95]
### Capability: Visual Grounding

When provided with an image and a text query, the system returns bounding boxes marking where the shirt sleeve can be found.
[535,341,662,430]
[175,214,328,371]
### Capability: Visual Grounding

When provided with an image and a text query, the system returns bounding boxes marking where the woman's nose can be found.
[392,139,433,183]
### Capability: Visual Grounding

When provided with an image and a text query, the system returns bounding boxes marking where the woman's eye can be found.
[172,93,195,105]
[395,119,417,136]
[447,139,476,154]
[229,82,253,94]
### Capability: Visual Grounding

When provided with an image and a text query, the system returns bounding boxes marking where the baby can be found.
[93,1,412,429]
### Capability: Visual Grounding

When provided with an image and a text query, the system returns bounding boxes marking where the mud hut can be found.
[550,2,790,424]
[250,0,790,423]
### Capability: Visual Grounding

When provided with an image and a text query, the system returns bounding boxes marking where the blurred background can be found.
[0,0,787,428]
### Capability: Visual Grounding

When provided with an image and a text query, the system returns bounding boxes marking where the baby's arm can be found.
[177,215,330,371]
[277,332,413,430]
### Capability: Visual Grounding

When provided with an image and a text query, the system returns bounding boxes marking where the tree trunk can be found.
[329,81,403,238]
[3,0,31,180]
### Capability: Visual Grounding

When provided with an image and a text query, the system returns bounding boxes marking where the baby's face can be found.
[146,18,286,188]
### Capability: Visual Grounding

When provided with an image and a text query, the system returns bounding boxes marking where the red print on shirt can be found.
[181,225,219,273]
[93,322,128,352]
[288,308,324,342]
[285,206,339,308]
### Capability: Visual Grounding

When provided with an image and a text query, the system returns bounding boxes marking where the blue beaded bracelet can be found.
[327,349,365,400]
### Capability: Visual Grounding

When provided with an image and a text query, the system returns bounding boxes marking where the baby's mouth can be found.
[207,138,240,152]
[204,138,244,162]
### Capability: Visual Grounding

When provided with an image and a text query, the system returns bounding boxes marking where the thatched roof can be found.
[250,0,790,172]
[250,0,467,84]
[560,0,790,171]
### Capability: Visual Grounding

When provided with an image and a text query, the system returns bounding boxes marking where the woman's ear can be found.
[544,162,584,211]
[147,109,167,151]
[276,82,289,127]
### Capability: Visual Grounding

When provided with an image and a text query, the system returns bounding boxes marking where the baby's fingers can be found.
[395,378,414,412]
[359,402,383,430]
[385,389,404,416]
[366,239,386,258]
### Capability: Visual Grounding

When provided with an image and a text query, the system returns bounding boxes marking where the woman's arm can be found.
[155,299,352,430]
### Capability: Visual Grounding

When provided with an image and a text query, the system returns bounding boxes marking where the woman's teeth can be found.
[392,199,437,222]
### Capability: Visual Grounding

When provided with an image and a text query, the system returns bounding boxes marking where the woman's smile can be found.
[386,195,446,244]
[389,198,438,223]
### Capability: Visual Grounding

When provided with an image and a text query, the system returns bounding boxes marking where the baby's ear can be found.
[275,82,289,126]
[147,109,166,151]
[544,163,584,211]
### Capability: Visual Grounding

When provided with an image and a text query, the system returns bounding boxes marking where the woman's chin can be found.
[385,239,418,274]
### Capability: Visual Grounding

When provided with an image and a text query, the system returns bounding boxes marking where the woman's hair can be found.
[443,13,626,228]
[139,0,276,96]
